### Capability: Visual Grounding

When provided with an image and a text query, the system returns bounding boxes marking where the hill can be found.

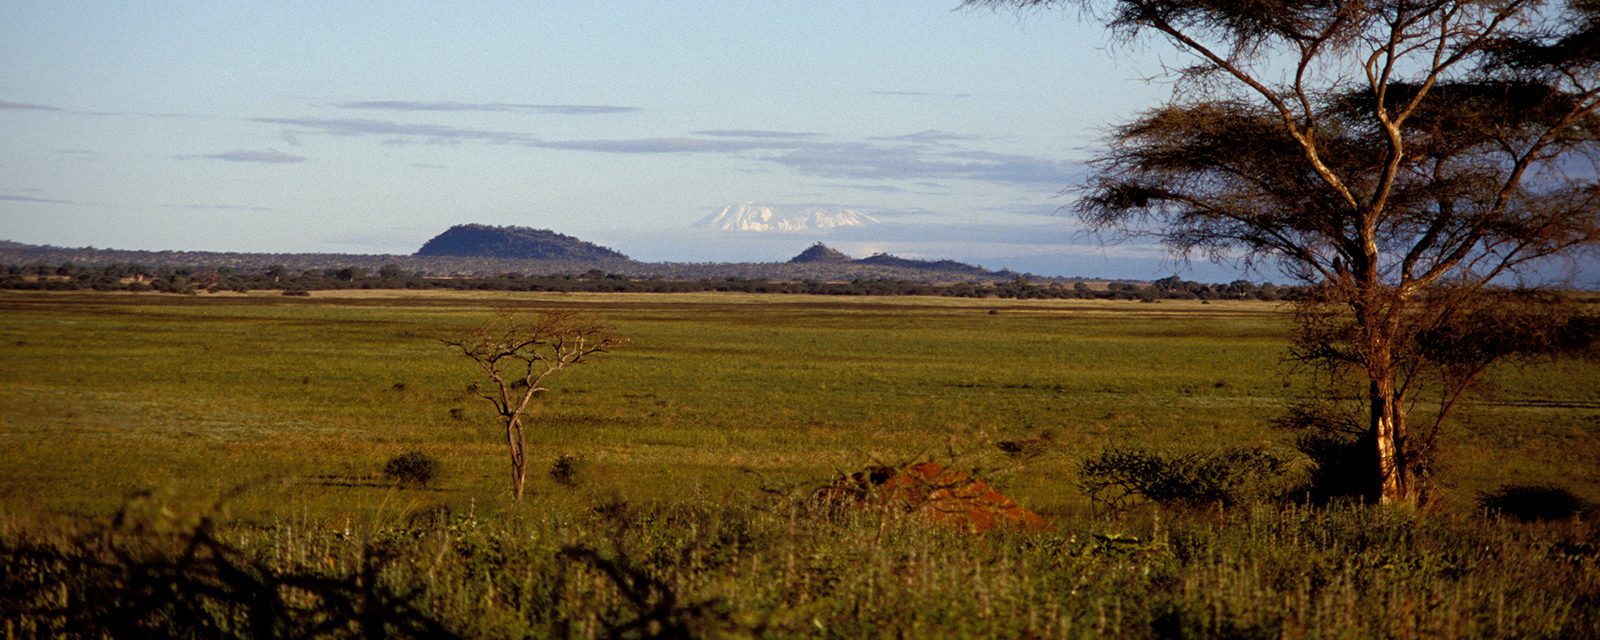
[855,252,991,276]
[788,243,854,264]
[415,224,629,261]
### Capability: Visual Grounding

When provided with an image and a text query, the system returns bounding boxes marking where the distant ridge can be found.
[856,252,990,276]
[789,242,853,264]
[415,224,629,261]
[786,243,990,275]
[0,237,1023,282]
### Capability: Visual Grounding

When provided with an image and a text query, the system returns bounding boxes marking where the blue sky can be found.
[0,1,1226,279]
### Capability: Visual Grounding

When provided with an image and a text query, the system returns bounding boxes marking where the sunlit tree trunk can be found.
[1362,297,1415,507]
[1371,376,1411,506]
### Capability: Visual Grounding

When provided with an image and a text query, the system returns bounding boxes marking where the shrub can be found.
[1479,484,1588,522]
[384,451,440,488]
[1275,400,1375,503]
[549,454,584,487]
[1078,446,1288,514]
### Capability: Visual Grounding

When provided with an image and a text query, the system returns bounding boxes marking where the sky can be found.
[0,1,1248,280]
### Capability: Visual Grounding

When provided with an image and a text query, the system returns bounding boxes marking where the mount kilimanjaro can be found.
[696,203,879,232]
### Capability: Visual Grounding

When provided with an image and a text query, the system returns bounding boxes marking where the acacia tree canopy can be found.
[970,0,1600,505]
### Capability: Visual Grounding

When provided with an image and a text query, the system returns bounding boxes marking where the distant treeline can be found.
[1,262,1300,301]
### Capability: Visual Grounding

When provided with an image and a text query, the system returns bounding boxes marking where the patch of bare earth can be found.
[820,462,1049,533]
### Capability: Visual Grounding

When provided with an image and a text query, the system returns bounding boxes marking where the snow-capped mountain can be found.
[695,203,879,232]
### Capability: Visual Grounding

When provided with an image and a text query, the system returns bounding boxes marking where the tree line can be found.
[1,262,1300,301]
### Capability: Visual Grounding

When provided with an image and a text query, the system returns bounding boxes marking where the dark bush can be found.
[385,451,440,488]
[1479,484,1588,522]
[549,454,584,487]
[1078,446,1288,514]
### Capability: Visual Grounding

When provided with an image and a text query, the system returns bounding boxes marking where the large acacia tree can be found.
[969,0,1600,505]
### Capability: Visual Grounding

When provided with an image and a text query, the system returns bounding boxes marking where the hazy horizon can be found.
[1,216,1262,283]
[2,2,1241,281]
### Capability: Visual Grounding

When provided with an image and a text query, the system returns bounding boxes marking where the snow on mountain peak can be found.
[696,203,879,232]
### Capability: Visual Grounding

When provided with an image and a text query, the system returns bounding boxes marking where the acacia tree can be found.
[969,0,1600,505]
[442,311,620,500]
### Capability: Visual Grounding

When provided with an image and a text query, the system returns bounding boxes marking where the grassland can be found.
[1,290,1597,637]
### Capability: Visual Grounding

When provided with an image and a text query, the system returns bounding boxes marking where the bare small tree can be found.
[442,310,620,500]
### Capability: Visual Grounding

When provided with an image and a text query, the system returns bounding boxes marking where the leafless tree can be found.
[442,311,620,500]
[969,0,1600,505]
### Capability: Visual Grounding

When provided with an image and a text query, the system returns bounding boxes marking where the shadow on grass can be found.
[304,474,453,492]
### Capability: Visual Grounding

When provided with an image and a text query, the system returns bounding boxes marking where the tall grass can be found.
[3,491,1596,638]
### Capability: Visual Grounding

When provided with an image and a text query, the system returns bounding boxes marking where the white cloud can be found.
[331,101,641,115]
[173,149,307,163]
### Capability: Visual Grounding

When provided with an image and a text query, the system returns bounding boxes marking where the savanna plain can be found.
[2,290,1598,638]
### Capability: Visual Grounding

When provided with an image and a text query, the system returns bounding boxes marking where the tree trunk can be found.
[1370,377,1413,506]
[1362,295,1417,508]
[507,416,527,501]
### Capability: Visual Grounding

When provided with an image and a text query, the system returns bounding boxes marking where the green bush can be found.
[549,453,584,487]
[1078,446,1288,513]
[384,451,440,488]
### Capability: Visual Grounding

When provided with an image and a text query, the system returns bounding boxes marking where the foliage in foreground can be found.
[3,493,1597,639]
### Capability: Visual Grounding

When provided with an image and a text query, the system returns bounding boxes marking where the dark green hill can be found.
[415,224,629,261]
[855,252,989,275]
[789,242,853,264]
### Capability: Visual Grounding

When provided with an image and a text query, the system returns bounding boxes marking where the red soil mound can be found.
[820,462,1050,533]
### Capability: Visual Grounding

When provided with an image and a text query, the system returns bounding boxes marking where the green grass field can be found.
[3,290,1594,518]
[2,290,1597,637]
